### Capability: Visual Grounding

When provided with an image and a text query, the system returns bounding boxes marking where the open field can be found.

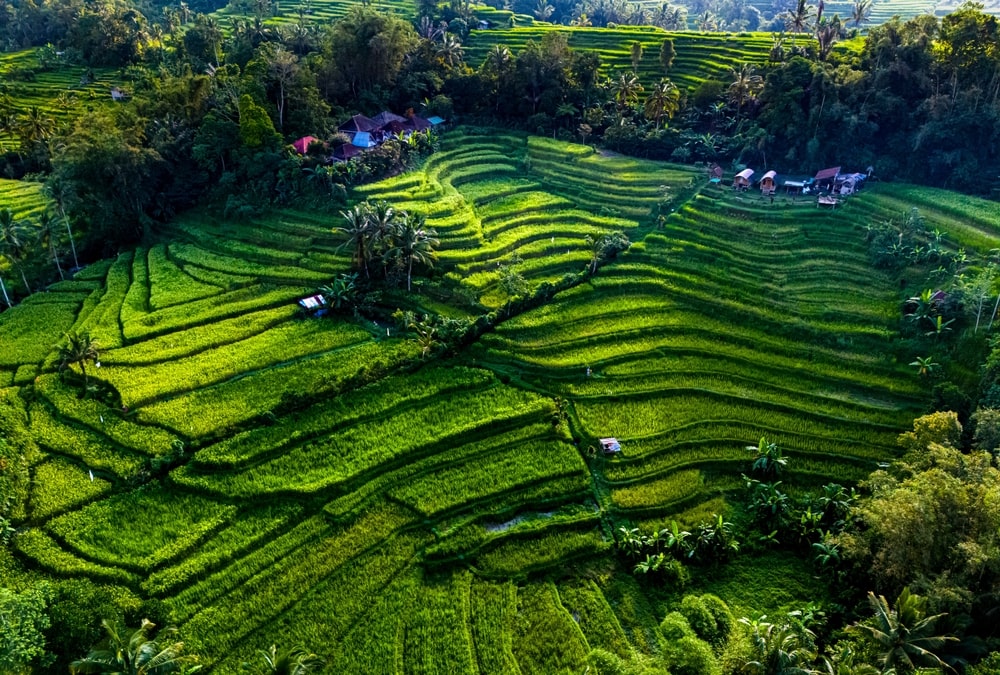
[7,128,995,671]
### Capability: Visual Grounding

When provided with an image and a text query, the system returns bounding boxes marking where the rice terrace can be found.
[3,0,1000,669]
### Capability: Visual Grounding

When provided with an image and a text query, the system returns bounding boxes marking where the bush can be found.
[659,612,721,675]
[678,594,735,649]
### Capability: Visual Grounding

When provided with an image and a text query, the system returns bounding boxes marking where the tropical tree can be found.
[659,37,676,73]
[437,33,464,67]
[43,175,81,270]
[0,208,34,294]
[15,106,56,152]
[70,618,198,675]
[58,332,100,390]
[610,71,644,111]
[482,44,512,111]
[336,204,374,278]
[850,0,872,27]
[317,273,359,313]
[643,78,681,127]
[850,588,957,673]
[783,0,814,35]
[728,63,764,120]
[389,213,439,291]
[629,40,644,72]
[739,615,819,674]
[36,211,63,280]
[815,15,842,61]
[909,355,938,376]
[258,644,323,675]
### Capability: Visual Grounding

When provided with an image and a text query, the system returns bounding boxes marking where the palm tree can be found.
[815,15,842,61]
[70,618,198,675]
[42,176,80,270]
[783,0,814,36]
[739,615,819,674]
[643,78,681,127]
[390,214,439,291]
[259,644,323,675]
[336,204,374,278]
[436,34,464,67]
[483,44,512,112]
[417,16,446,41]
[16,106,56,152]
[58,331,100,390]
[850,0,871,27]
[611,71,643,111]
[728,63,763,121]
[37,211,64,280]
[0,208,34,293]
[0,273,10,308]
[850,588,957,673]
[533,0,555,20]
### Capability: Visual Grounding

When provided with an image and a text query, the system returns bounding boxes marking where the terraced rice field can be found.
[0,49,121,143]
[465,27,780,90]
[9,129,998,671]
[0,178,50,219]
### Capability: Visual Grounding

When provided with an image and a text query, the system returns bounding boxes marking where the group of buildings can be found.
[716,164,870,197]
[292,110,445,162]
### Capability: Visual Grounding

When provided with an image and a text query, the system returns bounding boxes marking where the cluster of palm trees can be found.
[738,587,956,674]
[609,71,681,127]
[336,200,439,292]
[69,618,324,675]
[618,514,741,574]
[0,206,79,308]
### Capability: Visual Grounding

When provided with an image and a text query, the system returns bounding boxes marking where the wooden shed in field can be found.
[814,166,841,191]
[733,168,754,190]
[600,438,622,454]
[760,170,777,195]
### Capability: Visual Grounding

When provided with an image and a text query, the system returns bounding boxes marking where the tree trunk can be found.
[989,291,1000,331]
[407,257,413,292]
[80,360,88,388]
[51,242,64,280]
[63,212,80,270]
[18,266,31,294]
[0,275,10,307]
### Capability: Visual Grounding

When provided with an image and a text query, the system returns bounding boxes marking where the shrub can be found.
[659,612,721,675]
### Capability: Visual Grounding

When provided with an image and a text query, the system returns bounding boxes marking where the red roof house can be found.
[292,136,319,154]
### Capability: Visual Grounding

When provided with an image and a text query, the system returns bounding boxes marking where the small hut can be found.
[338,114,379,134]
[733,168,754,191]
[708,163,723,183]
[760,170,777,196]
[599,438,622,454]
[814,166,841,191]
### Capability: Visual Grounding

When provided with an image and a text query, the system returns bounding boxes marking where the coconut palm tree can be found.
[70,618,198,675]
[258,644,323,675]
[15,106,56,152]
[390,213,439,291]
[42,176,80,270]
[728,63,763,121]
[850,0,871,27]
[739,615,819,674]
[336,204,374,278]
[783,0,814,36]
[483,44,512,111]
[0,208,34,294]
[815,15,842,61]
[58,331,100,390]
[643,78,681,127]
[611,71,643,111]
[850,588,957,673]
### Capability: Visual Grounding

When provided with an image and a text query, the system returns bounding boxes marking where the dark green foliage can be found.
[678,594,735,649]
[0,583,53,673]
[659,612,722,675]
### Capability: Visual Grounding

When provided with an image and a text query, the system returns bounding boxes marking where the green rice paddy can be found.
[6,128,1000,671]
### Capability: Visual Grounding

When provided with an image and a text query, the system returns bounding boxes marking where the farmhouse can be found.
[760,170,777,195]
[733,168,754,190]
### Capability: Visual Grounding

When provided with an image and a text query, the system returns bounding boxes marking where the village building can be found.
[733,168,754,190]
[814,166,841,192]
[599,438,622,454]
[760,170,777,195]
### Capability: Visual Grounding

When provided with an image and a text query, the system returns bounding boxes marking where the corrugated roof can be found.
[815,166,841,180]
[736,168,754,179]
[761,170,777,180]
